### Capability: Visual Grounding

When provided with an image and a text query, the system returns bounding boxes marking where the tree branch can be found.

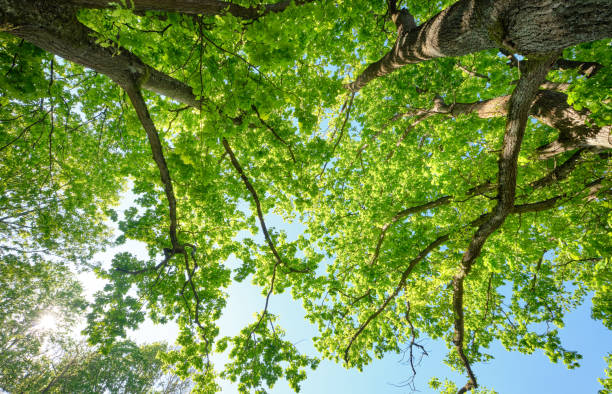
[0,110,50,153]
[124,83,182,250]
[252,105,296,163]
[450,54,558,392]
[8,10,201,108]
[319,92,355,177]
[386,112,435,160]
[115,248,176,275]
[432,90,611,158]
[456,62,490,81]
[67,0,316,19]
[347,0,611,91]
[344,233,449,363]
[552,58,603,78]
[222,138,309,273]
[369,195,452,266]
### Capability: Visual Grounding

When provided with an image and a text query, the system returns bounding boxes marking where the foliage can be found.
[0,254,86,390]
[0,254,190,393]
[601,353,612,394]
[16,340,193,394]
[1,0,611,393]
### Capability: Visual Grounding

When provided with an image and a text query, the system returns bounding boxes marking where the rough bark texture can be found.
[433,90,612,158]
[1,0,200,108]
[348,0,612,91]
[124,84,182,250]
[451,53,559,392]
[531,91,612,158]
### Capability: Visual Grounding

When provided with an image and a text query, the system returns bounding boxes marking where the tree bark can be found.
[433,90,612,158]
[1,0,200,108]
[348,0,612,91]
[451,53,559,392]
[66,0,315,19]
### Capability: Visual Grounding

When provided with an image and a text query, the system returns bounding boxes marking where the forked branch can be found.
[369,196,452,266]
[450,53,559,392]
[344,233,449,363]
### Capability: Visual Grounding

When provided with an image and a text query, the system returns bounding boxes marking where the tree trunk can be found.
[348,0,612,91]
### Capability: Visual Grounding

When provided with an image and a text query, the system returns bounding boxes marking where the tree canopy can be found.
[0,0,611,392]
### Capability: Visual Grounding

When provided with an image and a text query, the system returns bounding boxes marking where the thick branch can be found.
[5,6,200,108]
[450,54,558,392]
[67,0,316,19]
[389,0,417,34]
[345,183,578,365]
[552,58,604,78]
[530,149,584,189]
[432,90,611,158]
[124,83,182,250]
[347,0,612,91]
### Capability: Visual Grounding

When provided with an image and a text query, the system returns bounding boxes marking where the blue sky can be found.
[77,190,610,394]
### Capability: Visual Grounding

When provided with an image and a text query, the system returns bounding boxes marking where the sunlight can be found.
[35,312,58,331]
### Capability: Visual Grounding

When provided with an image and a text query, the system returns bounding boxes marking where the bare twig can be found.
[405,301,428,377]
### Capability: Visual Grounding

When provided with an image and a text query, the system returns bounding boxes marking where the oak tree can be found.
[1,0,611,392]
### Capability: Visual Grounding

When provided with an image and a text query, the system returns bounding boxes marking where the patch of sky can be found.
[72,137,611,394]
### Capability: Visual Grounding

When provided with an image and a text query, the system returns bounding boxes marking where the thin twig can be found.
[222,138,309,273]
[252,104,296,163]
[319,92,355,177]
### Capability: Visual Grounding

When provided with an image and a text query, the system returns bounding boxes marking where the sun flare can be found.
[36,313,58,331]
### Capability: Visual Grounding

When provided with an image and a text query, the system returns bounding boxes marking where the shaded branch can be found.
[319,92,355,177]
[353,108,428,161]
[222,138,309,273]
[68,0,317,20]
[530,252,546,292]
[9,10,201,108]
[388,0,417,34]
[433,89,611,159]
[450,54,559,392]
[115,248,176,275]
[369,195,452,266]
[386,112,435,160]
[347,1,611,91]
[344,233,449,363]
[124,83,182,250]
[246,259,279,346]
[0,109,49,153]
[456,62,490,81]
[252,104,296,163]
[552,58,603,78]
